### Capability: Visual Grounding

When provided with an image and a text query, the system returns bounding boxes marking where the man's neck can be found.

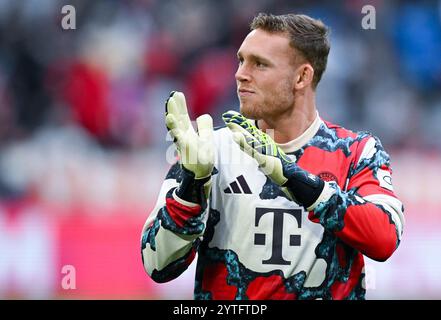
[257,92,317,144]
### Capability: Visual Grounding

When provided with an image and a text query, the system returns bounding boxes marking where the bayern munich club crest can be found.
[318,171,338,184]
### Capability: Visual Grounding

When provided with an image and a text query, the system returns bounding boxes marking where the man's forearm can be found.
[309,182,402,261]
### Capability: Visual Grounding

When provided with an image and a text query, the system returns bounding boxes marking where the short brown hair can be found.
[250,13,330,89]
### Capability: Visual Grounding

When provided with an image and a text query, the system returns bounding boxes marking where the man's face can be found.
[236,29,299,120]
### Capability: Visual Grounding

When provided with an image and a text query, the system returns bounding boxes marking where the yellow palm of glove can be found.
[165,91,214,179]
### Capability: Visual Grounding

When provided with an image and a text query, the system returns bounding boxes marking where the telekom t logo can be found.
[254,207,302,265]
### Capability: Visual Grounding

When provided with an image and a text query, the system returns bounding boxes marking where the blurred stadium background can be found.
[0,0,440,299]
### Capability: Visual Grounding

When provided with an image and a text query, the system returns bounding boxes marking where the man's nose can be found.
[235,65,250,82]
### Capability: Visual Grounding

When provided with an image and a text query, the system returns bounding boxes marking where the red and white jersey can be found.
[141,113,404,300]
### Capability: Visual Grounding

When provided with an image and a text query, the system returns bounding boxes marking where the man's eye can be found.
[256,61,266,68]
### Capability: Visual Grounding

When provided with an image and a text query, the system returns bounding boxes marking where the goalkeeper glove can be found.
[222,110,324,209]
[165,91,214,204]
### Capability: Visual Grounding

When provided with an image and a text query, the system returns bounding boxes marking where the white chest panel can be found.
[209,128,327,286]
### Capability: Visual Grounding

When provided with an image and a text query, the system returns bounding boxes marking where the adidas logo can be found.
[224,175,252,194]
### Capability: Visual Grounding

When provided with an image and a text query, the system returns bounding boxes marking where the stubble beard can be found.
[239,84,294,121]
[240,100,262,120]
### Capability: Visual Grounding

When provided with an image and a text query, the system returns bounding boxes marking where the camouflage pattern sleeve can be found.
[140,162,210,282]
[308,135,405,261]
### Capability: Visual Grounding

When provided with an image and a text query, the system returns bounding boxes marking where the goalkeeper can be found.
[141,13,404,300]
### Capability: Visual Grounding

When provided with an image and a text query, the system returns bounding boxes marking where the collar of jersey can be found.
[254,111,322,154]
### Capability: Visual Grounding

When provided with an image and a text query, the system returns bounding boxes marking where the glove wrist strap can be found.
[176,166,211,206]
[283,167,325,209]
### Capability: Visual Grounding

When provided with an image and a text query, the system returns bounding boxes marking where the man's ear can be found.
[294,64,314,90]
